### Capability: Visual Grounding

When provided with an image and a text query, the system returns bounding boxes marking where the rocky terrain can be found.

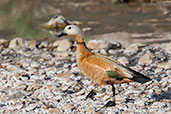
[1,0,171,44]
[0,38,171,114]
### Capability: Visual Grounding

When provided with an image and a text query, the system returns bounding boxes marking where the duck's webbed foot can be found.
[104,100,116,107]
[86,88,106,100]
[86,90,97,99]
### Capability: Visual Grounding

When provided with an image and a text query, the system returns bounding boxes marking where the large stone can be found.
[39,41,48,48]
[157,61,171,70]
[63,104,73,110]
[117,57,129,66]
[58,71,72,77]
[52,40,60,48]
[30,61,40,68]
[6,64,18,71]
[166,70,171,76]
[138,52,154,65]
[49,108,60,114]
[94,32,132,47]
[57,39,72,51]
[87,40,110,50]
[8,38,25,50]
[53,51,69,57]
[8,91,25,100]
[100,49,107,55]
[158,42,171,54]
[28,40,36,49]
[0,39,9,47]
[124,44,139,55]
[154,68,163,74]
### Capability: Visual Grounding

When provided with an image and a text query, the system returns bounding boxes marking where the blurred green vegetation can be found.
[0,0,51,40]
[14,14,51,40]
[84,36,95,41]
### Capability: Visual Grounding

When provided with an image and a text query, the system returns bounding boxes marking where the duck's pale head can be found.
[42,14,70,31]
[57,25,84,43]
[57,25,82,37]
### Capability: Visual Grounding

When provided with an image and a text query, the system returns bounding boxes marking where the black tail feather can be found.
[125,67,152,84]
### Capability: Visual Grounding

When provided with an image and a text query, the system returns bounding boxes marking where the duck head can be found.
[42,14,71,31]
[57,25,84,43]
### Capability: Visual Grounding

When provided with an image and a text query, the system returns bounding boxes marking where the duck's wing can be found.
[86,54,151,84]
[102,55,152,84]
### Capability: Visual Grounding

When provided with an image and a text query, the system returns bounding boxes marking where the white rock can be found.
[82,27,92,32]
[135,100,144,107]
[117,57,129,65]
[30,61,40,68]
[53,51,69,57]
[6,64,18,71]
[63,104,74,110]
[158,42,171,54]
[71,67,80,72]
[28,40,36,49]
[8,38,25,50]
[39,41,48,48]
[108,49,116,54]
[138,52,153,65]
[19,59,30,67]
[166,70,171,76]
[52,40,60,48]
[57,39,72,51]
[157,61,171,70]
[0,39,9,46]
[94,32,132,47]
[71,63,77,67]
[9,91,25,100]
[124,44,139,55]
[124,89,141,96]
[154,68,163,74]
[87,40,110,50]
[15,103,23,110]
[22,61,30,67]
[100,49,107,55]
[63,64,70,68]
[164,42,171,54]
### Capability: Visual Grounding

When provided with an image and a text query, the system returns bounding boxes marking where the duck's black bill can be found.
[56,32,67,37]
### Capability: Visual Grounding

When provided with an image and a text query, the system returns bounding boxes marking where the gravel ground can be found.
[0,38,171,114]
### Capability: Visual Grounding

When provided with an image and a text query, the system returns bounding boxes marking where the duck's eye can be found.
[68,27,71,29]
[53,15,58,18]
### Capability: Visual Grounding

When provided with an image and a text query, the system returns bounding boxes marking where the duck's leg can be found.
[104,84,116,107]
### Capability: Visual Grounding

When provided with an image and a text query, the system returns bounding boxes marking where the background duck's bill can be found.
[56,32,67,37]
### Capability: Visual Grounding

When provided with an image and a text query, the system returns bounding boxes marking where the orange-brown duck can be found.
[42,14,81,36]
[42,14,71,36]
[57,25,151,107]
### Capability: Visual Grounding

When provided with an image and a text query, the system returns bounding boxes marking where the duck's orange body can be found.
[57,25,151,107]
[76,35,136,86]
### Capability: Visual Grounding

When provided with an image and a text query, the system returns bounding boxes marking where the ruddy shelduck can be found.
[42,14,72,36]
[43,14,82,36]
[57,25,151,107]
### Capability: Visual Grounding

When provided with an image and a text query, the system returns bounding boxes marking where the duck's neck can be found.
[75,34,92,62]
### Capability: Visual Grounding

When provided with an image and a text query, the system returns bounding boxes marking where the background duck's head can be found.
[42,14,71,31]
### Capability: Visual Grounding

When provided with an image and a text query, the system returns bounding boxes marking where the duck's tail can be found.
[125,67,152,84]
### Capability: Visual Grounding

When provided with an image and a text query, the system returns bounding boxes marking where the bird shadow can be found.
[151,90,171,101]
